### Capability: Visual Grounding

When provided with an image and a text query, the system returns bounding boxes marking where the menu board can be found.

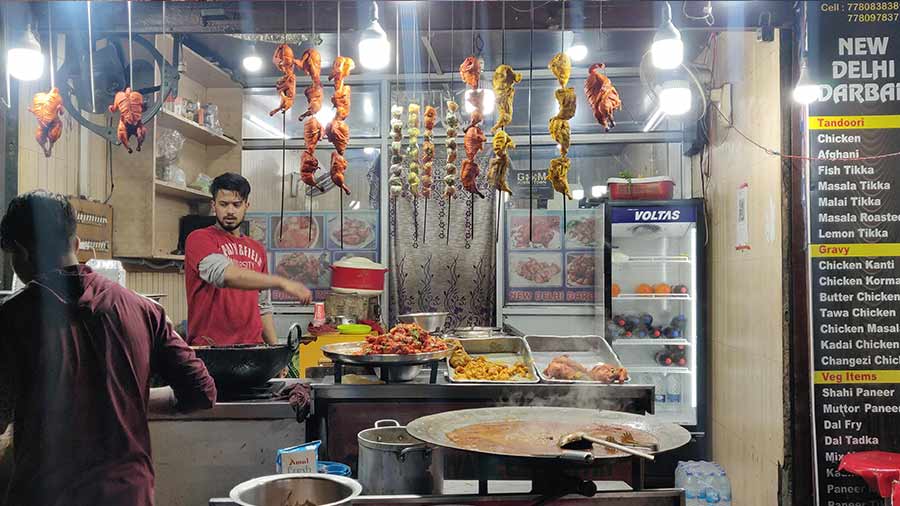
[806,3,900,505]
[246,211,380,302]
[504,209,600,304]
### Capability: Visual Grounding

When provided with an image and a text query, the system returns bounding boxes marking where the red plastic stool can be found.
[838,451,900,505]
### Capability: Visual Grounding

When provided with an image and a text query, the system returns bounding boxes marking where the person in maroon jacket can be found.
[0,190,217,506]
[185,173,311,346]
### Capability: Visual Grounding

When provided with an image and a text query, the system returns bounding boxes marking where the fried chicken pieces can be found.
[460,56,486,198]
[543,355,629,384]
[29,87,64,157]
[492,64,522,134]
[585,63,622,131]
[108,87,146,154]
[487,130,515,194]
[327,56,355,195]
[547,52,574,200]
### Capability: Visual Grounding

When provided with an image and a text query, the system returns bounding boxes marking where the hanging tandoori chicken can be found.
[301,117,325,192]
[108,87,146,154]
[29,87,64,157]
[327,56,356,195]
[491,64,522,135]
[549,52,572,88]
[547,156,572,199]
[459,56,482,88]
[462,126,487,198]
[270,44,299,116]
[460,56,486,198]
[297,48,324,121]
[547,52,574,199]
[487,129,515,194]
[584,63,622,131]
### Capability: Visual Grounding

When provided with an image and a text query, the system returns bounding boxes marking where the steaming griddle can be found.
[407,407,691,461]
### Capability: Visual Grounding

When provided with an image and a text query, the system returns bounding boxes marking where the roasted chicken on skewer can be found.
[297,48,324,121]
[327,56,356,195]
[585,63,622,131]
[407,103,421,195]
[422,105,437,198]
[444,100,460,199]
[491,64,522,134]
[301,117,325,192]
[547,155,572,199]
[547,52,574,200]
[459,56,482,88]
[29,87,64,157]
[109,87,146,153]
[270,44,299,116]
[389,105,404,198]
[460,56,486,198]
[488,130,515,194]
[462,126,487,198]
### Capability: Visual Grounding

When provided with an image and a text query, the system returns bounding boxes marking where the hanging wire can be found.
[337,0,344,249]
[423,5,432,242]
[560,0,566,235]
[127,1,134,89]
[308,0,315,243]
[278,0,287,243]
[47,5,55,88]
[87,1,96,112]
[527,0,534,244]
[161,1,165,105]
[495,0,506,245]
[444,1,455,245]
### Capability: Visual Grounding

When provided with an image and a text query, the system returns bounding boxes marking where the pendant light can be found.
[8,23,44,81]
[793,57,819,105]
[358,1,390,70]
[566,32,588,62]
[659,80,692,116]
[651,1,683,70]
[242,43,263,72]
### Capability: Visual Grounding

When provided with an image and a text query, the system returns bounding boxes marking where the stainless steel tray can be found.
[450,326,504,339]
[446,336,539,383]
[525,335,629,384]
[321,342,453,366]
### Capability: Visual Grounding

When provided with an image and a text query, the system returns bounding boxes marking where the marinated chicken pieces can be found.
[547,52,575,200]
[29,87,64,157]
[460,56,486,198]
[548,156,572,199]
[459,56,482,88]
[422,105,437,197]
[492,64,522,134]
[544,355,629,384]
[109,87,146,154]
[301,117,325,191]
[327,56,355,195]
[585,63,622,131]
[297,48,324,120]
[444,100,460,199]
[549,52,572,87]
[488,130,515,194]
[270,44,299,116]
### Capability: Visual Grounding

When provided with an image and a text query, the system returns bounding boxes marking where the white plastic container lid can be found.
[607,176,674,184]
[332,256,387,271]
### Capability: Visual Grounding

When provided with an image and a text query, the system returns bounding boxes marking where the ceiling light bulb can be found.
[316,106,336,125]
[242,54,262,73]
[572,188,585,200]
[364,147,376,154]
[358,2,391,70]
[793,62,819,105]
[8,24,44,81]
[651,2,683,70]
[659,80,691,116]
[464,89,495,115]
[591,185,607,198]
[566,32,588,62]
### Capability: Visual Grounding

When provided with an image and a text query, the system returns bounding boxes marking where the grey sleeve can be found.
[259,289,274,315]
[199,253,232,288]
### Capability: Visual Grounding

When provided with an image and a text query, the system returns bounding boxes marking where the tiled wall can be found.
[694,31,786,505]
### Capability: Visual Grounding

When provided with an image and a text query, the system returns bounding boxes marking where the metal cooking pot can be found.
[357,419,443,495]
[229,473,361,506]
[191,324,298,393]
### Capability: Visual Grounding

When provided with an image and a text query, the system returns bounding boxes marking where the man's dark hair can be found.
[210,172,251,201]
[0,190,77,260]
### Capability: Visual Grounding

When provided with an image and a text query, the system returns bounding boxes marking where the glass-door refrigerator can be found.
[604,198,709,483]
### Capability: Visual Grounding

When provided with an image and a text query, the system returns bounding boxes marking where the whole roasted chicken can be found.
[108,87,146,154]
[491,64,522,134]
[301,117,325,192]
[544,355,589,381]
[29,87,64,157]
[487,130,515,194]
[297,48,324,121]
[270,44,299,116]
[584,63,622,131]
[589,363,629,384]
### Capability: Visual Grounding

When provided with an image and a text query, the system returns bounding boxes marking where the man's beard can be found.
[217,217,243,232]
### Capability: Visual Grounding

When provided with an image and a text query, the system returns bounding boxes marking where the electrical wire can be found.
[528,0,534,244]
[87,1,96,112]
[278,0,287,243]
[683,1,715,26]
[47,5,54,88]
[510,0,554,14]
[127,1,134,89]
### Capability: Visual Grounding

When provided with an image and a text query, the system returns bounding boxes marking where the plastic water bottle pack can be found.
[674,460,732,506]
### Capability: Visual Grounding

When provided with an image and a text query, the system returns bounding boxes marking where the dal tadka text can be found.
[360,323,449,355]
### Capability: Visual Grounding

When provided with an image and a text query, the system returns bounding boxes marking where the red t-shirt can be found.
[185,226,269,345]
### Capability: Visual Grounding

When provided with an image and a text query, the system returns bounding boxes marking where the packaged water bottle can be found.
[666,374,683,408]
[653,374,667,410]
[715,471,732,506]
[683,471,700,506]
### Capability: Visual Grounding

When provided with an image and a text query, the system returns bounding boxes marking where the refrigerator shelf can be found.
[612,339,692,346]
[612,294,693,301]
[629,366,692,374]
[612,255,692,264]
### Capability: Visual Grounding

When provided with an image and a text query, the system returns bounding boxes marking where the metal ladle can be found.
[557,431,655,461]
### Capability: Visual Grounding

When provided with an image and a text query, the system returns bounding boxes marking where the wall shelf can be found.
[157,109,237,146]
[155,180,210,201]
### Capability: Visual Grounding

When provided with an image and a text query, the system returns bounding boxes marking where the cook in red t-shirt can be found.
[185,173,312,345]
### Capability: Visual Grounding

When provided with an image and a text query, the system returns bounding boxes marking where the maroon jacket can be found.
[0,266,216,506]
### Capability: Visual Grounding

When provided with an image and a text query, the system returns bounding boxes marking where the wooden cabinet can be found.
[111,36,242,260]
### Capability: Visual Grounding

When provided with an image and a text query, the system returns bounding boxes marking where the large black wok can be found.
[191,324,299,393]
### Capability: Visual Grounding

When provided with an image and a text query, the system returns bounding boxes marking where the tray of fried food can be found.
[525,335,629,384]
[447,336,538,383]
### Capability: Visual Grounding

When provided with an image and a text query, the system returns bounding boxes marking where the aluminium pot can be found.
[357,419,443,495]
[330,256,388,296]
[229,473,362,506]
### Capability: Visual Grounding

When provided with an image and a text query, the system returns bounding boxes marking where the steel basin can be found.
[229,473,362,506]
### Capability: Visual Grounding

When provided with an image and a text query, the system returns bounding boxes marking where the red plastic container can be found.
[330,256,388,295]
[607,176,675,200]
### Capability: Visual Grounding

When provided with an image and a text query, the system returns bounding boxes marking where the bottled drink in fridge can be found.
[666,374,682,408]
[639,312,654,327]
[653,374,667,410]
[655,350,673,366]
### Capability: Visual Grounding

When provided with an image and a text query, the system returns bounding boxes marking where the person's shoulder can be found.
[186,226,217,244]
[246,235,267,253]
